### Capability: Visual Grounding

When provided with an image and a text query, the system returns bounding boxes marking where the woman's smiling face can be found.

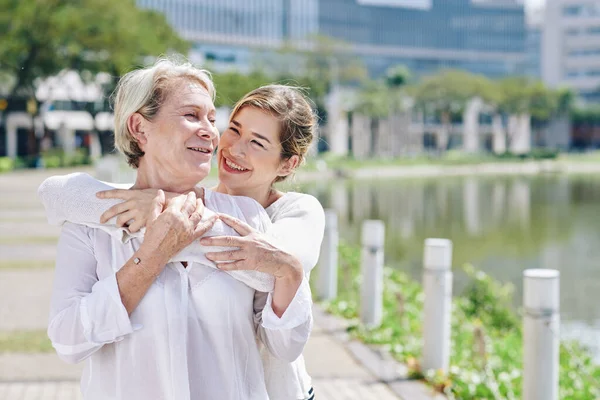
[139,79,219,184]
[217,106,288,193]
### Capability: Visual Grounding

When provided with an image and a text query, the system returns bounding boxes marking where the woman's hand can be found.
[201,214,302,281]
[97,188,205,233]
[141,190,218,265]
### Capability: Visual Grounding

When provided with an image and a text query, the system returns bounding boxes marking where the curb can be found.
[312,305,446,400]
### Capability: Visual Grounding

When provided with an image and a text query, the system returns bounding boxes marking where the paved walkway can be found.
[0,167,441,400]
[0,315,404,400]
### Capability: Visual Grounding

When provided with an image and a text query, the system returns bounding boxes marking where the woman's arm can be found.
[253,281,313,362]
[264,194,326,275]
[48,192,216,363]
[202,194,326,314]
[49,222,134,364]
[38,173,133,240]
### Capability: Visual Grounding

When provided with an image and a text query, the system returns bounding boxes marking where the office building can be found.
[542,0,600,102]
[137,0,527,79]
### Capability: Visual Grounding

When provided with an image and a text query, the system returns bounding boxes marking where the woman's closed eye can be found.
[251,140,265,149]
[185,113,197,120]
[229,127,240,135]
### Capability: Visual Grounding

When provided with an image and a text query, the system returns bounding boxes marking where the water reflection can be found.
[295,175,600,338]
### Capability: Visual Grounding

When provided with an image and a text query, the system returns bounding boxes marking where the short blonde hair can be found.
[230,85,316,183]
[112,58,215,168]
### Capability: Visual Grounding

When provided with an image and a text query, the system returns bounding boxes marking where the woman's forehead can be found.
[168,80,214,108]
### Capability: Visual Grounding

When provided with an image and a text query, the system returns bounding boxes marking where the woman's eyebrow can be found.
[180,104,216,113]
[231,119,271,144]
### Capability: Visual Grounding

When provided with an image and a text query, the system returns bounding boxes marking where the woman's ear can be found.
[127,113,148,147]
[277,155,300,177]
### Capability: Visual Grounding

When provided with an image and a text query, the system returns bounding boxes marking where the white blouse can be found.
[44,182,314,400]
[262,193,326,399]
[39,174,326,400]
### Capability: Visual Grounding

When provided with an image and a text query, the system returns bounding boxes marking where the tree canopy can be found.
[0,0,189,96]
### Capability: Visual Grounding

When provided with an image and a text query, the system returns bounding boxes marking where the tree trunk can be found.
[439,111,451,152]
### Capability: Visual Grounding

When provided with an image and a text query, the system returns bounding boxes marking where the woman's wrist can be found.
[274,253,303,284]
[135,243,169,272]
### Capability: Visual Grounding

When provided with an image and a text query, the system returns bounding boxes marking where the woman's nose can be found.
[198,122,217,141]
[230,140,245,157]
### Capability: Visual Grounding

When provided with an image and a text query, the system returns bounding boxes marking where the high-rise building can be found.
[542,0,600,102]
[137,0,527,79]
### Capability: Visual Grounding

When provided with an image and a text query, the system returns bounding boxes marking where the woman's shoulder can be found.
[267,192,324,219]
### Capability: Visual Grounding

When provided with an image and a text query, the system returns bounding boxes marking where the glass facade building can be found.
[137,0,526,79]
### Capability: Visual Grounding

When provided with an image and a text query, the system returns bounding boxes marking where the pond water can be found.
[295,174,600,361]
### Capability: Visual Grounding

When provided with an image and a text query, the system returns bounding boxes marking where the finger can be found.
[217,213,253,236]
[180,191,196,217]
[166,193,187,212]
[200,235,246,248]
[193,214,219,238]
[189,199,204,225]
[96,189,132,200]
[128,218,145,233]
[215,260,247,271]
[205,249,245,262]
[100,200,135,223]
[116,210,137,228]
[150,190,165,223]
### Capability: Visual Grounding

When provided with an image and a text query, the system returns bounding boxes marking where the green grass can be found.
[0,330,53,353]
[0,260,55,270]
[304,151,557,172]
[559,151,600,163]
[0,236,58,245]
[322,243,600,399]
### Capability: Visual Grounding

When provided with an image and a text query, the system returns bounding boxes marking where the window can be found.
[588,26,600,35]
[568,48,600,57]
[566,28,580,36]
[563,5,583,16]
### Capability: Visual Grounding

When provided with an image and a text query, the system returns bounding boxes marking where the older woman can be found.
[41,60,314,400]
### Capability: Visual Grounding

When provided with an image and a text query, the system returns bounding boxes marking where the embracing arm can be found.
[48,193,215,363]
[253,278,313,362]
[37,173,132,240]
[266,194,326,275]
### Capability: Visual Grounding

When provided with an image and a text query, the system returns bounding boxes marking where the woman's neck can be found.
[214,182,281,208]
[133,166,197,194]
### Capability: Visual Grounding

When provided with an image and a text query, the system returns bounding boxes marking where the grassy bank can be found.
[318,243,600,399]
[0,330,53,353]
[300,150,600,174]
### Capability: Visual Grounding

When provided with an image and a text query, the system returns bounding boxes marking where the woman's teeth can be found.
[189,147,211,153]
[225,158,248,171]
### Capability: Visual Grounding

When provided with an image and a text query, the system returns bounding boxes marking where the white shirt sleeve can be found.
[252,194,325,362]
[38,173,134,242]
[253,277,313,362]
[48,223,133,364]
[267,194,326,274]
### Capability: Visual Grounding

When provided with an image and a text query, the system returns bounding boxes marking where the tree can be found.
[385,65,412,89]
[351,64,412,118]
[211,70,272,108]
[264,35,368,115]
[0,0,189,97]
[410,69,490,151]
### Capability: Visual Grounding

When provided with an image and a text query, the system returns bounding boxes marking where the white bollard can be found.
[318,210,339,301]
[360,220,385,328]
[422,238,453,374]
[523,269,559,400]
